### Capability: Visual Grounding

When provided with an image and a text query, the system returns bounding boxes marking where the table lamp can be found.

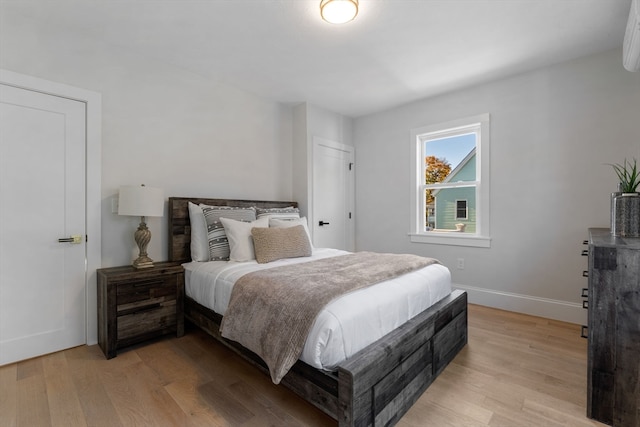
[118,184,164,269]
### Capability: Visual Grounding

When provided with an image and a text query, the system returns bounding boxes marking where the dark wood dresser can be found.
[97,261,184,359]
[586,228,640,427]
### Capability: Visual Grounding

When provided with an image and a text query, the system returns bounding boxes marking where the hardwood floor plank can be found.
[16,356,43,380]
[482,397,541,427]
[17,366,51,427]
[487,411,563,427]
[522,398,599,427]
[182,328,333,426]
[0,363,17,427]
[101,360,183,426]
[41,351,87,427]
[226,379,310,427]
[200,379,260,424]
[136,337,204,386]
[0,304,611,427]
[124,361,189,426]
[65,345,125,427]
[164,380,229,427]
[399,400,488,427]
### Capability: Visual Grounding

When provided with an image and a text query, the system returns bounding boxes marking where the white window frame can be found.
[409,113,491,247]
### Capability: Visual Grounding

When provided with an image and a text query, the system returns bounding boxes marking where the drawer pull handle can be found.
[134,303,161,313]
[581,325,588,339]
[581,288,588,298]
[120,303,162,316]
[133,280,164,288]
[582,271,589,278]
[581,250,589,256]
[582,300,589,309]
[583,240,588,245]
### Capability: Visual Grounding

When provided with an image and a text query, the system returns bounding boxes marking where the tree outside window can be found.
[425,156,451,229]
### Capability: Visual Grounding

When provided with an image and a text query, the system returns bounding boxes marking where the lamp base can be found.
[132,256,154,269]
[132,217,155,269]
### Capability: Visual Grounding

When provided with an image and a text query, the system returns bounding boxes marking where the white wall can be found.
[1,8,294,269]
[292,102,353,217]
[306,103,354,148]
[353,48,640,324]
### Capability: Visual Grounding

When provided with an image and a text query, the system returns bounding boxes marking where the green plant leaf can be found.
[610,158,640,193]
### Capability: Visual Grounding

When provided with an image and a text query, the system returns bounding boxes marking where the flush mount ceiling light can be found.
[320,0,358,24]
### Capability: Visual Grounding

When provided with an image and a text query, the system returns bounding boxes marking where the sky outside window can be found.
[425,133,475,170]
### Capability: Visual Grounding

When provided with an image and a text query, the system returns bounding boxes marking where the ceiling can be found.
[2,0,633,117]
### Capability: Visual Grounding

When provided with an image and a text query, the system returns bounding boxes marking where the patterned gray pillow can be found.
[255,207,300,220]
[201,206,256,260]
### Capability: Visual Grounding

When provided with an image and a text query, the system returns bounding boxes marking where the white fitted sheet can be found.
[183,248,451,371]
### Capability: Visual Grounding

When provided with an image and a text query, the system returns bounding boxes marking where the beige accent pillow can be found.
[268,217,313,248]
[251,225,312,264]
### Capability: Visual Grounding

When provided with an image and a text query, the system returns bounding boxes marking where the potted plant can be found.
[610,158,640,237]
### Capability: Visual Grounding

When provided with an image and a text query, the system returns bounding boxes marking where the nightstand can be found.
[97,261,184,359]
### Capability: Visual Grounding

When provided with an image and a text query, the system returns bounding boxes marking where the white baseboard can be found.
[454,283,587,326]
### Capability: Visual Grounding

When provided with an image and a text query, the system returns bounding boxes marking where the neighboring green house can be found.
[432,148,476,232]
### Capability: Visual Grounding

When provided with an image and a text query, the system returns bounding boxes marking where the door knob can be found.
[318,221,330,226]
[58,235,82,244]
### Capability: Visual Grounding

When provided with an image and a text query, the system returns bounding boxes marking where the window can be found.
[410,114,490,247]
[456,200,468,220]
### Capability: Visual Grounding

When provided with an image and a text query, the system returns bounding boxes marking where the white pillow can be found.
[220,216,269,262]
[269,217,313,248]
[188,202,210,262]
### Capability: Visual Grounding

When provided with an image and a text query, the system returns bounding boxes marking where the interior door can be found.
[0,83,86,365]
[312,138,354,251]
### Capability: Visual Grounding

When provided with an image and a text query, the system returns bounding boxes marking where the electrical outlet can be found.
[457,258,465,270]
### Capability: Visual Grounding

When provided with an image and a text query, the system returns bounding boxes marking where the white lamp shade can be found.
[320,0,358,24]
[118,185,164,217]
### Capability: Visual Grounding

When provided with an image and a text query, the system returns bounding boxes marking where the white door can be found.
[312,138,354,251]
[0,84,86,365]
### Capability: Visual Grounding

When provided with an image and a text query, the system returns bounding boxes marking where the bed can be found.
[168,197,468,427]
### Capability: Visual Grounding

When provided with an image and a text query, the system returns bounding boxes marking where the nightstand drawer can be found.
[117,300,177,340]
[117,292,176,316]
[117,277,177,305]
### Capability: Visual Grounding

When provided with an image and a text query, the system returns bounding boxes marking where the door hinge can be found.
[349,212,352,219]
[349,162,353,171]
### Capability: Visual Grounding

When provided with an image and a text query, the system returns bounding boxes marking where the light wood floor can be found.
[0,304,607,427]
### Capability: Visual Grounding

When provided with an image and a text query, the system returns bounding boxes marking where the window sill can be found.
[409,233,491,248]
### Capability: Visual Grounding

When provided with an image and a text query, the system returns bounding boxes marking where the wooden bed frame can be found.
[168,197,468,427]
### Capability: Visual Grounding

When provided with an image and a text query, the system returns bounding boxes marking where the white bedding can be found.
[183,248,451,371]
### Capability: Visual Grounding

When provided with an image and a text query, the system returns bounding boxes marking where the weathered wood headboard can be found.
[168,197,298,263]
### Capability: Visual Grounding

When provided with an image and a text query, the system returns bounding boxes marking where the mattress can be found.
[183,248,452,371]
